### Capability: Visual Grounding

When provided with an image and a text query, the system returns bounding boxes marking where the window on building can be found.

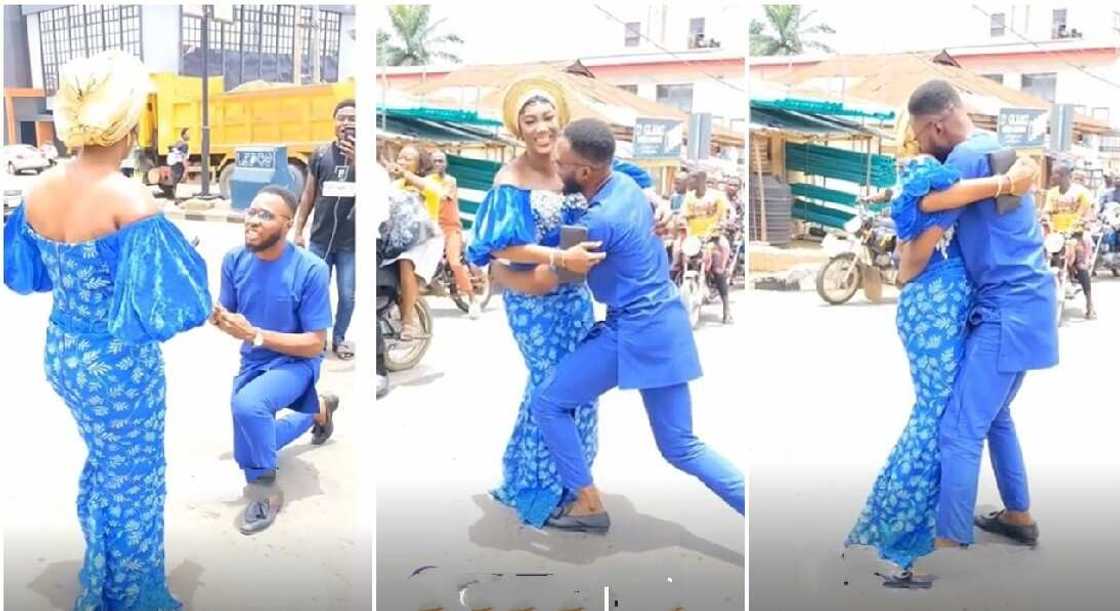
[981,73,1004,85]
[300,7,342,84]
[617,84,638,95]
[1021,72,1057,102]
[656,83,693,113]
[688,17,705,49]
[38,5,142,94]
[1052,8,1068,38]
[1093,107,1111,123]
[624,22,640,47]
[181,5,341,88]
[991,12,1006,36]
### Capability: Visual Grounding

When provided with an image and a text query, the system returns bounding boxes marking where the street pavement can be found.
[376,288,747,610]
[2,218,371,610]
[745,280,1120,611]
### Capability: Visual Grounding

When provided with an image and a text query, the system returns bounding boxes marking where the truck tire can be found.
[288,160,306,198]
[218,163,235,199]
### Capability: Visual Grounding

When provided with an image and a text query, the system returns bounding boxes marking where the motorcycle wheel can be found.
[450,264,493,313]
[684,277,702,329]
[384,298,434,372]
[816,253,861,305]
[1055,273,1067,327]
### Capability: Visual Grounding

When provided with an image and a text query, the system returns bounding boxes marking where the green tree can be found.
[750,5,835,56]
[377,5,464,66]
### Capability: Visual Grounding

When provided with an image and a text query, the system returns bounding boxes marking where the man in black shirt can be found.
[293,99,357,360]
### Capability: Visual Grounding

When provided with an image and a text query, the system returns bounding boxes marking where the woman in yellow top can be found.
[386,144,446,339]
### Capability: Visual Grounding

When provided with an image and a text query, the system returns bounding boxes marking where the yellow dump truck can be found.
[137,73,355,198]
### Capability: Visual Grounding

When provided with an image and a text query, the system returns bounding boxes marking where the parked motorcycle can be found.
[376,241,433,372]
[816,201,899,305]
[1092,202,1120,277]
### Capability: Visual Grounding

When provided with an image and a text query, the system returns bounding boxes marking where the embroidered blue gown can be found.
[5,205,211,610]
[845,157,973,570]
[467,186,599,527]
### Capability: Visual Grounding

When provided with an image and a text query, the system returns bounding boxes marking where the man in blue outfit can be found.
[909,80,1059,549]
[494,119,744,533]
[213,185,341,534]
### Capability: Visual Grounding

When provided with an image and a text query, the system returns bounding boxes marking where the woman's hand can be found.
[1006,157,1040,196]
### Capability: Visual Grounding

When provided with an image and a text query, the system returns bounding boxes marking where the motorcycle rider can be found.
[683,171,733,324]
[1045,163,1097,320]
[1044,162,1095,230]
[429,149,480,319]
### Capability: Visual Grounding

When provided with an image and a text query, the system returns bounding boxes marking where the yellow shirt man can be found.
[684,188,730,237]
[1044,183,1093,232]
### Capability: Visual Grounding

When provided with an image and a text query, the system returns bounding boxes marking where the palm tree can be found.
[750,5,835,56]
[377,5,464,66]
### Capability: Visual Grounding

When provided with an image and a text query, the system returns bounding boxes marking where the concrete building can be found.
[4,3,356,146]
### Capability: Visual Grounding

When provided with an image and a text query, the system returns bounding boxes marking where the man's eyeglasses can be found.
[245,207,290,222]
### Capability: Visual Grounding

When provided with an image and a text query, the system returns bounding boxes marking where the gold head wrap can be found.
[54,50,152,149]
[501,75,570,139]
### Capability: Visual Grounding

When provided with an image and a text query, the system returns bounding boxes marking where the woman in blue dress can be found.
[465,77,600,528]
[845,152,1038,586]
[4,51,210,610]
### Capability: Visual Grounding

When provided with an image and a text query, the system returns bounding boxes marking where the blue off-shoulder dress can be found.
[466,186,599,527]
[5,205,211,610]
[845,157,974,570]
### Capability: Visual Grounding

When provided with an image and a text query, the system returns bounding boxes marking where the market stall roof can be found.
[763,52,1111,135]
[749,101,892,138]
[377,106,504,143]
[390,60,744,146]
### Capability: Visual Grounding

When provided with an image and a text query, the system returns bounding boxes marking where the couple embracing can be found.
[846,79,1060,587]
[467,76,745,533]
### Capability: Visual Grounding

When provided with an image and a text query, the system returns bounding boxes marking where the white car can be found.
[3,144,50,175]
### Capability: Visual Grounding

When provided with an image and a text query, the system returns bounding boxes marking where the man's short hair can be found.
[908,80,962,117]
[334,98,356,117]
[563,118,615,166]
[257,185,299,215]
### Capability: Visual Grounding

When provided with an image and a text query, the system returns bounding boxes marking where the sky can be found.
[377,1,748,66]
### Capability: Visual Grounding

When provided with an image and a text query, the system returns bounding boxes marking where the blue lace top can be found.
[890,156,964,263]
[5,204,211,342]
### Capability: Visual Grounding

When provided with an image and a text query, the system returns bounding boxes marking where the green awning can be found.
[377,106,502,127]
[753,98,895,122]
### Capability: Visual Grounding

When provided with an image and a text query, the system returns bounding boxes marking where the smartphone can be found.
[556,225,589,284]
[988,148,1021,215]
[342,125,355,146]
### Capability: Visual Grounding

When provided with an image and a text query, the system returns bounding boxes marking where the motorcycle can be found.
[424,245,494,313]
[1092,202,1120,277]
[677,231,730,329]
[376,241,434,372]
[816,201,899,305]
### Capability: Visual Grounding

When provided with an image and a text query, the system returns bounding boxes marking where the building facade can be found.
[4,4,355,146]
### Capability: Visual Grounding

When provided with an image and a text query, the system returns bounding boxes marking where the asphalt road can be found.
[745,280,1120,611]
[376,288,748,610]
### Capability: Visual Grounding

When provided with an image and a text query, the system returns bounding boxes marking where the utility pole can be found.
[200,4,212,197]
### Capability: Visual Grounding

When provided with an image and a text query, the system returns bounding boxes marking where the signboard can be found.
[235,149,277,170]
[997,108,1048,148]
[633,118,683,160]
[1048,104,1075,153]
